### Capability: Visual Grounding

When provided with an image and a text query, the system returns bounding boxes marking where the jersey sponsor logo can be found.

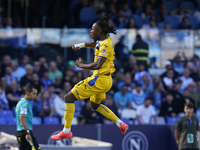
[48,130,71,145]
[122,131,149,150]
[20,107,27,115]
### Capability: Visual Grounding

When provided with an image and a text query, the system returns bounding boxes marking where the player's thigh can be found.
[17,132,31,150]
[90,93,106,105]
[71,77,99,100]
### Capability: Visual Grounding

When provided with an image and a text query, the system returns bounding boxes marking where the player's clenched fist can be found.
[76,58,83,68]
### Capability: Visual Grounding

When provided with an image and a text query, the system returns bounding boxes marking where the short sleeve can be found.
[98,44,110,59]
[175,119,182,131]
[19,102,28,116]
[196,119,199,131]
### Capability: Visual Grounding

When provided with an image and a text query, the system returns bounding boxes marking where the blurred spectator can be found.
[115,36,130,65]
[141,74,154,96]
[0,55,12,77]
[31,73,44,94]
[142,17,158,30]
[40,69,53,90]
[161,60,179,80]
[178,88,196,114]
[191,55,200,73]
[159,93,177,120]
[163,23,171,32]
[38,55,48,72]
[154,82,166,110]
[33,61,43,78]
[11,60,26,81]
[63,81,72,93]
[124,55,138,78]
[131,0,142,14]
[157,5,168,22]
[136,97,157,124]
[197,80,200,92]
[48,84,57,101]
[131,34,149,65]
[113,9,128,28]
[141,4,154,21]
[0,84,9,110]
[189,82,200,108]
[5,66,17,86]
[122,3,132,18]
[49,61,63,83]
[74,0,90,26]
[5,17,13,28]
[149,57,158,68]
[53,90,65,118]
[63,68,75,82]
[186,61,199,82]
[103,94,119,124]
[117,72,134,91]
[171,8,192,22]
[194,8,200,23]
[81,99,103,124]
[179,68,194,90]
[162,69,175,91]
[19,55,30,69]
[145,0,162,10]
[126,17,138,29]
[113,85,132,110]
[108,2,117,15]
[54,76,63,92]
[71,76,79,87]
[20,64,33,88]
[173,52,188,75]
[90,0,105,13]
[0,7,3,28]
[0,77,7,91]
[38,90,54,118]
[178,16,192,29]
[6,80,23,109]
[132,83,146,109]
[134,63,152,84]
[55,55,66,75]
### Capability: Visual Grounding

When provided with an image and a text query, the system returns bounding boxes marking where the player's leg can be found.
[51,91,77,140]
[90,94,128,134]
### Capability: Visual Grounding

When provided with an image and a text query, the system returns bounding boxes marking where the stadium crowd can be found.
[0,48,200,125]
[0,0,200,29]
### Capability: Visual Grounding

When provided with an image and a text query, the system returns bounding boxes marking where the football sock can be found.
[63,101,75,133]
[116,119,123,127]
[95,104,119,124]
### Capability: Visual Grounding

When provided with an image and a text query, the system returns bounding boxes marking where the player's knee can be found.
[90,101,99,111]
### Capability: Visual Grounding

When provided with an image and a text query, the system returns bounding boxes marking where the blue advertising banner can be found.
[0,125,178,150]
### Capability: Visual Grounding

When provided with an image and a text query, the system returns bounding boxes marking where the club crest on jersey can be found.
[102,49,106,54]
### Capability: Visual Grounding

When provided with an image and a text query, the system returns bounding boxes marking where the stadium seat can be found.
[188,15,198,29]
[0,110,14,118]
[167,117,180,125]
[163,1,177,14]
[32,117,42,125]
[132,15,143,28]
[44,117,60,125]
[79,7,97,28]
[164,15,179,29]
[180,2,195,13]
[157,22,164,30]
[7,117,16,125]
[121,109,136,119]
[0,118,7,125]
[150,116,166,125]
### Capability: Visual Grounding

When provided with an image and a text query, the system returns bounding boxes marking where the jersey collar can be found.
[99,36,108,41]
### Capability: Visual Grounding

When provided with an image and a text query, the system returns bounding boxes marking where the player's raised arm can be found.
[72,41,96,51]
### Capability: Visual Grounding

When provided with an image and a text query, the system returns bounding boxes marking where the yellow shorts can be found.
[71,75,112,104]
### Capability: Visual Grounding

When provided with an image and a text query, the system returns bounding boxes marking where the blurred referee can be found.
[15,85,41,150]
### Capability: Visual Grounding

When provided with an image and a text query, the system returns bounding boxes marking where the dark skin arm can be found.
[76,57,106,70]
[20,116,32,143]
[175,130,180,145]
[72,41,96,51]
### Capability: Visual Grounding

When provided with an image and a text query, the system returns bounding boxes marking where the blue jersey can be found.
[15,98,33,131]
